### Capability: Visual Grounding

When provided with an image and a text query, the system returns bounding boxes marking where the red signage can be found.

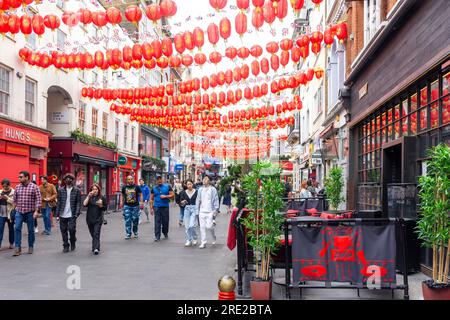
[281,161,293,171]
[72,141,115,162]
[0,121,49,148]
[6,142,29,156]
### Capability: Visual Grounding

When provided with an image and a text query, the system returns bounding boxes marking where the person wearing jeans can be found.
[179,180,198,247]
[150,176,174,242]
[39,176,57,235]
[0,179,15,250]
[196,176,220,249]
[121,176,142,239]
[12,171,41,256]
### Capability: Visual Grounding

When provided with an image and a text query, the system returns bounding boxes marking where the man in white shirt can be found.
[196,176,219,249]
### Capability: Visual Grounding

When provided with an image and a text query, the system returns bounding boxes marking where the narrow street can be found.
[0,204,235,300]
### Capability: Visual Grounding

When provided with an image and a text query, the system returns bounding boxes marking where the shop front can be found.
[47,138,116,205]
[0,118,51,185]
[115,154,141,190]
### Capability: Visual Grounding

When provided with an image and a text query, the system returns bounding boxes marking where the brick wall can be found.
[346,1,365,77]
[381,0,398,20]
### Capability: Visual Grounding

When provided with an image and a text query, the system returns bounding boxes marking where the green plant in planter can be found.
[324,167,345,211]
[416,143,450,286]
[241,162,285,281]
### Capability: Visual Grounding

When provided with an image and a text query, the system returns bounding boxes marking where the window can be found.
[25,8,37,49]
[79,47,87,81]
[364,0,381,45]
[124,123,128,149]
[131,126,135,151]
[102,112,108,141]
[78,101,86,133]
[0,65,10,115]
[57,29,66,51]
[315,85,323,116]
[56,0,65,10]
[91,108,98,137]
[115,119,119,145]
[25,78,36,123]
[92,71,98,86]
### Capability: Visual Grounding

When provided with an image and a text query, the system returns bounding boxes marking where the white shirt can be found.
[60,187,73,218]
[200,186,213,213]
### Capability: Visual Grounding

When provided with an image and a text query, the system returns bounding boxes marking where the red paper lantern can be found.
[266,41,279,54]
[184,31,195,51]
[324,28,334,47]
[92,11,107,28]
[173,34,185,54]
[270,54,280,72]
[209,51,222,64]
[32,15,45,36]
[336,22,348,43]
[157,57,168,69]
[235,12,247,37]
[94,51,104,68]
[311,42,321,55]
[219,17,232,41]
[240,64,250,79]
[194,52,207,65]
[182,54,193,67]
[260,58,270,74]
[142,42,154,60]
[252,8,264,30]
[145,4,161,24]
[62,11,79,27]
[290,0,304,12]
[237,46,250,59]
[314,67,324,79]
[306,68,314,81]
[311,0,323,7]
[161,37,173,57]
[209,0,227,11]
[207,23,219,46]
[193,27,205,50]
[168,55,181,68]
[291,46,301,63]
[106,7,122,24]
[280,38,293,51]
[296,34,309,47]
[160,0,177,17]
[0,14,10,34]
[276,0,288,20]
[280,50,289,67]
[123,46,133,62]
[43,14,60,31]
[152,39,163,59]
[251,60,260,77]
[20,15,32,35]
[132,44,143,60]
[79,9,92,25]
[225,46,237,60]
[125,5,142,24]
[249,45,263,58]
[237,0,250,10]
[310,30,323,43]
[263,1,276,24]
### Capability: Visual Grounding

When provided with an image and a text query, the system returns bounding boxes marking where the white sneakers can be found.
[192,240,198,246]
[184,240,192,247]
[199,242,207,249]
[34,227,38,234]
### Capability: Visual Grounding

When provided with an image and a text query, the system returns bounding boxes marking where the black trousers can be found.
[60,217,77,248]
[154,207,169,240]
[87,221,102,251]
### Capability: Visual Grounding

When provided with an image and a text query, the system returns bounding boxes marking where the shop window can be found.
[102,112,108,141]
[78,101,86,133]
[410,93,417,134]
[443,72,450,124]
[91,108,98,137]
[401,99,409,136]
[25,78,36,123]
[0,65,10,115]
[74,165,87,194]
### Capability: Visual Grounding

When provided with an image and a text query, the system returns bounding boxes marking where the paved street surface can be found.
[0,203,235,300]
[0,203,426,300]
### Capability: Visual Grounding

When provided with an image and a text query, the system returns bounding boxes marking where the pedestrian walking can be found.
[0,179,15,250]
[307,179,317,197]
[139,179,151,223]
[300,180,312,199]
[39,176,57,235]
[179,180,198,247]
[56,173,82,253]
[150,176,174,242]
[196,176,219,249]
[222,185,232,214]
[121,175,142,239]
[12,171,41,256]
[173,178,184,226]
[83,184,107,255]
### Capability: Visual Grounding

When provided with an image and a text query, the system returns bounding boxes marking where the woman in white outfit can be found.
[179,180,198,247]
[196,176,219,249]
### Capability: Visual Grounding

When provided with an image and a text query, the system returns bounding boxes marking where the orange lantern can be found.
[142,42,154,60]
[306,68,314,81]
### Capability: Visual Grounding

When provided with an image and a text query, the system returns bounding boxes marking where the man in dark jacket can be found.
[56,173,82,253]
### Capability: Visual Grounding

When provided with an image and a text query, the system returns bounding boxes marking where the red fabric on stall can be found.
[227,207,239,250]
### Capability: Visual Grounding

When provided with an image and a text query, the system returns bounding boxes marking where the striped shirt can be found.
[13,182,41,213]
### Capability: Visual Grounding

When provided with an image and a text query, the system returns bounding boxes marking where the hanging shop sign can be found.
[118,155,128,166]
[310,152,322,165]
[175,164,185,171]
[291,223,397,284]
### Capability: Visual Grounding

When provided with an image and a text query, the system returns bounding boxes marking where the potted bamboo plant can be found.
[324,167,345,212]
[416,143,450,300]
[242,162,285,300]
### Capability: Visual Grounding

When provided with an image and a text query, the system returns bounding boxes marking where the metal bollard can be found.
[218,275,236,300]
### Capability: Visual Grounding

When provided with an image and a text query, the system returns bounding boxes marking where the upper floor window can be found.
[315,85,323,117]
[115,119,120,145]
[102,112,108,141]
[56,0,65,10]
[25,78,36,123]
[91,108,98,137]
[327,42,346,111]
[57,29,66,51]
[124,123,128,149]
[78,101,86,133]
[364,0,381,45]
[0,65,11,115]
[25,8,37,50]
[131,127,135,151]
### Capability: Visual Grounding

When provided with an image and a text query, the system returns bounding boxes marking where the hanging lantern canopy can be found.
[235,12,247,37]
[209,0,227,11]
[219,17,231,41]
[336,22,348,43]
[193,27,205,50]
[106,7,122,25]
[145,4,162,24]
[207,23,219,46]
[252,8,264,30]
[160,0,177,17]
[92,11,107,28]
[125,5,142,24]
[43,14,60,31]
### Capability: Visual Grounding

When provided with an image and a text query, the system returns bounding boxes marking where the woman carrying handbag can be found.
[83,183,107,255]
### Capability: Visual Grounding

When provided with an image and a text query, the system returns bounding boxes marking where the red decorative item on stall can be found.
[207,23,220,46]
[106,7,122,24]
[125,5,142,24]
[160,0,177,17]
[145,4,162,24]
[235,12,247,37]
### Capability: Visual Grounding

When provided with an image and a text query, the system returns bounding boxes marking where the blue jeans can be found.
[179,206,185,222]
[42,203,52,233]
[14,211,35,248]
[123,205,140,236]
[183,205,198,242]
[0,216,14,247]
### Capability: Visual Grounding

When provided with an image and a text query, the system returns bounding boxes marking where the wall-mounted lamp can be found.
[16,72,23,79]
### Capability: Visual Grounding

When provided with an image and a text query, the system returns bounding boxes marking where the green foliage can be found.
[324,167,345,210]
[241,162,285,281]
[142,155,166,171]
[219,165,246,208]
[416,144,450,284]
[70,129,117,150]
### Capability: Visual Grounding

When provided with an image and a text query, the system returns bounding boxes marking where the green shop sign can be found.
[118,156,128,165]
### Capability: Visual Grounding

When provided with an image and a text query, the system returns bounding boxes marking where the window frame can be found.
[78,101,86,134]
[0,65,11,116]
[91,108,98,138]
[25,77,37,124]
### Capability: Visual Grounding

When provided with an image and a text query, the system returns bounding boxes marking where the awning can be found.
[319,123,336,140]
[73,154,116,167]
